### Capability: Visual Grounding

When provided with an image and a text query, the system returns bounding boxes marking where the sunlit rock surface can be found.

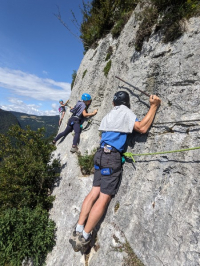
[46,10,200,266]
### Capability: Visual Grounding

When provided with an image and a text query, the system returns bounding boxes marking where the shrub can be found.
[0,206,56,266]
[135,6,159,51]
[71,70,77,90]
[135,0,200,51]
[0,125,59,265]
[82,69,87,79]
[80,0,138,51]
[111,11,132,38]
[78,150,96,175]
[103,60,112,77]
[112,234,145,266]
[0,125,60,212]
[105,46,113,61]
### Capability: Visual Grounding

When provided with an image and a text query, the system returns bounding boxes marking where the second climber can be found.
[53,93,98,153]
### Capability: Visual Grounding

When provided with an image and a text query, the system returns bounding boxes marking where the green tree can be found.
[80,0,138,50]
[135,0,200,51]
[0,125,59,212]
[0,125,59,265]
[0,206,56,266]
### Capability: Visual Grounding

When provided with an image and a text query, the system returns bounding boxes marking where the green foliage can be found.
[80,0,138,51]
[71,70,77,90]
[135,6,158,51]
[0,125,60,212]
[112,234,145,266]
[79,0,199,51]
[105,46,113,61]
[103,60,111,77]
[0,206,56,266]
[152,0,200,17]
[111,11,132,38]
[135,0,200,51]
[0,125,59,265]
[154,0,200,43]
[78,149,96,175]
[82,69,87,79]
[114,201,120,212]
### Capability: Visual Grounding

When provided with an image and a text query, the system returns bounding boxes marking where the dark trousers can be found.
[54,117,81,146]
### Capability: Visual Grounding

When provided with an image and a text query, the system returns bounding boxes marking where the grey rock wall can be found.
[46,9,200,266]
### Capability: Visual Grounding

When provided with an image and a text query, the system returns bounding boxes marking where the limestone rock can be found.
[45,11,200,266]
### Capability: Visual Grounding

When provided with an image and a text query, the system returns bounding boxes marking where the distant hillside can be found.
[11,111,59,138]
[0,109,20,134]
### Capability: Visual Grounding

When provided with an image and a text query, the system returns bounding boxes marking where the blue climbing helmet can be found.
[59,99,63,102]
[81,93,91,101]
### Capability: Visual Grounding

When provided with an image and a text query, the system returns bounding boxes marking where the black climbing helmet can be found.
[113,91,130,108]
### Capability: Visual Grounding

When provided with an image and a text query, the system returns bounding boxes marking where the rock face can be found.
[45,9,200,266]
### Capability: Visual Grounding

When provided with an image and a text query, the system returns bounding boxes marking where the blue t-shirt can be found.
[100,118,139,152]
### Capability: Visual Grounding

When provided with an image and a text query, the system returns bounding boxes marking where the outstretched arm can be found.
[82,109,98,118]
[134,95,161,134]
[64,100,69,106]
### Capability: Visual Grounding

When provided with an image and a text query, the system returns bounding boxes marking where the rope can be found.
[123,146,200,163]
[153,119,200,125]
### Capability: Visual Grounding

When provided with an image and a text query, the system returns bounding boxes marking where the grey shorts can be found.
[93,148,122,196]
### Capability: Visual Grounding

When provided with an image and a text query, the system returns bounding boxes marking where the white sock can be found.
[83,229,90,240]
[76,224,84,233]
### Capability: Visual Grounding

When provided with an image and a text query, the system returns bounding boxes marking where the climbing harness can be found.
[93,144,123,176]
[81,118,101,131]
[123,146,200,163]
[81,119,92,131]
[58,106,65,113]
[121,156,126,164]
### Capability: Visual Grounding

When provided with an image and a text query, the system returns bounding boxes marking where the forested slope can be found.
[0,109,20,134]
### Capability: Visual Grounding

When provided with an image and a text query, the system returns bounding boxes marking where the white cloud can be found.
[8,98,24,105]
[0,67,71,101]
[51,103,58,111]
[1,97,58,116]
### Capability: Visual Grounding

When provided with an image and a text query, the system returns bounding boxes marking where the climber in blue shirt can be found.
[53,93,98,153]
[69,91,161,252]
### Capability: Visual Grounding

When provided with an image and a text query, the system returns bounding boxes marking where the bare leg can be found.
[59,112,65,126]
[84,192,111,233]
[62,112,65,120]
[78,186,101,225]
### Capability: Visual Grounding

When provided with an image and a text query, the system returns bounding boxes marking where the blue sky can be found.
[0,0,89,116]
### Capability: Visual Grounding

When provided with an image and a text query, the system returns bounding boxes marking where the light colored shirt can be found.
[99,105,136,133]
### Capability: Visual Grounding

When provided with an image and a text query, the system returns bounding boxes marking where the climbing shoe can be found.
[69,230,82,252]
[70,145,78,153]
[69,233,91,253]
